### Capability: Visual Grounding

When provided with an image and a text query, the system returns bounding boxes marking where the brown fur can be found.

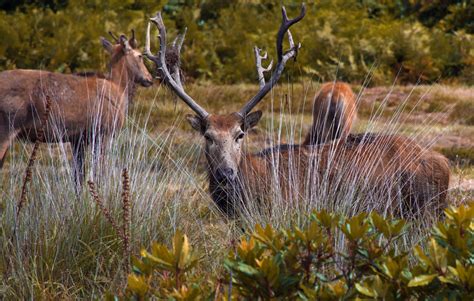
[190,114,450,218]
[304,82,357,145]
[0,36,153,187]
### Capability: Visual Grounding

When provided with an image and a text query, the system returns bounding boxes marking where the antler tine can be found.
[254,46,273,89]
[145,12,208,119]
[277,6,305,61]
[239,3,306,117]
[175,27,187,54]
[171,28,187,88]
[145,22,155,59]
[172,27,187,48]
[108,31,120,43]
[129,29,138,48]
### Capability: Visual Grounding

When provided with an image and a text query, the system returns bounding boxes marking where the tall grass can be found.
[0,81,471,298]
[0,96,232,298]
[231,80,455,255]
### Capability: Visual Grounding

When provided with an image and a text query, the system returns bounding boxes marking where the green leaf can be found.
[407,274,437,287]
[127,274,149,296]
[224,260,259,277]
[371,212,389,237]
[355,283,375,297]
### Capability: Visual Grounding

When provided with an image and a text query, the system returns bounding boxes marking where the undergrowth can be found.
[117,202,474,300]
[0,83,472,299]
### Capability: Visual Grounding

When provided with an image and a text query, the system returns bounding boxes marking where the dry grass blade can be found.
[16,95,52,217]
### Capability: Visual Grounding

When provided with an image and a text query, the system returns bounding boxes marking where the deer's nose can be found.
[141,77,153,87]
[215,167,236,183]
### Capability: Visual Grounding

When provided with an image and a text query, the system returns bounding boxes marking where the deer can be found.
[0,31,153,188]
[145,5,450,218]
[304,81,357,145]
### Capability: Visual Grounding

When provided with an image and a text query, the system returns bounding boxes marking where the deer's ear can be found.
[100,37,114,53]
[242,110,262,131]
[119,35,132,53]
[186,114,206,133]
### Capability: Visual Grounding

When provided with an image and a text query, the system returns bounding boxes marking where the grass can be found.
[0,81,473,299]
[450,100,474,125]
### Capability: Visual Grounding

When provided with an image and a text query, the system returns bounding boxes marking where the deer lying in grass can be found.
[304,82,357,145]
[0,32,153,186]
[146,6,450,217]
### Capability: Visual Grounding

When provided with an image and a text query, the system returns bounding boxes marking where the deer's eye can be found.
[204,133,213,143]
[235,132,244,142]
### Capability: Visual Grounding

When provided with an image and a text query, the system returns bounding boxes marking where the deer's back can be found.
[0,69,126,141]
[251,133,449,214]
[304,82,357,145]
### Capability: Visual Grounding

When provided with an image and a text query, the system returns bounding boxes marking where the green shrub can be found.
[116,202,474,300]
[0,0,472,84]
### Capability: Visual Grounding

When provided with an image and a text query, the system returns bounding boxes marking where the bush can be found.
[116,202,474,299]
[0,0,472,84]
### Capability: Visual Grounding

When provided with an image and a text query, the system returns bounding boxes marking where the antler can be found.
[129,29,137,49]
[170,27,187,88]
[239,4,306,117]
[145,13,208,119]
[108,31,120,43]
[254,47,273,89]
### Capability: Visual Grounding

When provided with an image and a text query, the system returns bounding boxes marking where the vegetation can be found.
[119,203,474,299]
[450,100,474,125]
[0,0,472,84]
[1,82,472,299]
[440,147,474,167]
[0,2,472,297]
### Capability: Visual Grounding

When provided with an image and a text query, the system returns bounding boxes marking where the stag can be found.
[146,6,450,217]
[304,82,357,145]
[0,31,153,187]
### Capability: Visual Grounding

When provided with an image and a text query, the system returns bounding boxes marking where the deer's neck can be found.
[108,62,137,104]
[209,174,243,217]
[208,153,263,216]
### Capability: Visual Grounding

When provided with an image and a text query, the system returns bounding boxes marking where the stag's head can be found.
[146,5,305,184]
[101,31,153,87]
[186,112,263,183]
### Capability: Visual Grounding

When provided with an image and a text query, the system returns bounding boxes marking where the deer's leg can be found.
[0,127,18,169]
[90,134,107,178]
[0,133,10,169]
[0,140,10,169]
[71,137,87,193]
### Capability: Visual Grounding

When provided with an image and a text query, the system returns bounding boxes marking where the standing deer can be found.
[145,6,450,217]
[0,31,153,187]
[304,82,357,145]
